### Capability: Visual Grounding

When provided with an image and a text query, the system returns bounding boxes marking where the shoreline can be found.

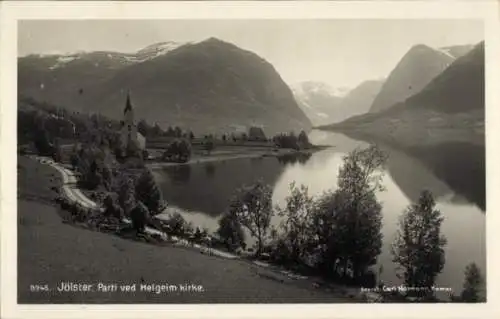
[146,145,331,169]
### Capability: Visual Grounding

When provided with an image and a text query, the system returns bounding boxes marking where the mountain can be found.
[291,82,346,126]
[18,38,311,136]
[368,44,455,114]
[292,79,383,126]
[404,41,484,114]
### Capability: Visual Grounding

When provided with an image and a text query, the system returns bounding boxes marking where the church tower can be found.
[120,92,144,153]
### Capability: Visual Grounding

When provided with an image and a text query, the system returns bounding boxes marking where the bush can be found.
[163,212,188,237]
[268,238,293,266]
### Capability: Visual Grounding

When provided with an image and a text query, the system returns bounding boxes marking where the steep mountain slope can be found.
[369,44,455,114]
[439,44,475,59]
[292,79,383,125]
[18,38,311,135]
[336,79,384,121]
[405,41,484,114]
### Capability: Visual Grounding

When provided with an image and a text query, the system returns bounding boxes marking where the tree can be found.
[103,194,124,220]
[70,152,79,170]
[204,139,215,155]
[217,211,246,252]
[174,126,183,138]
[166,126,175,137]
[152,123,163,137]
[189,131,195,140]
[311,145,386,281]
[460,262,485,302]
[76,152,103,190]
[125,135,142,159]
[392,190,447,297]
[177,139,192,162]
[229,180,274,256]
[33,127,53,156]
[135,168,163,215]
[118,176,136,216]
[298,130,310,147]
[101,162,113,190]
[137,119,150,137]
[277,182,315,264]
[52,138,63,163]
[130,201,150,234]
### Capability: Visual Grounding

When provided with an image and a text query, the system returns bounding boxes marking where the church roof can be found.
[124,92,133,114]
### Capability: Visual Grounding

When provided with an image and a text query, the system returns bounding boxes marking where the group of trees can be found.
[162,139,192,163]
[137,119,195,140]
[217,145,386,284]
[272,130,311,150]
[112,167,166,233]
[71,142,116,191]
[215,145,486,301]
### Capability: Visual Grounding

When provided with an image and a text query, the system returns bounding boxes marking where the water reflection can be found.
[156,157,285,216]
[204,162,216,178]
[336,130,486,212]
[409,142,485,211]
[166,165,192,184]
[277,152,312,165]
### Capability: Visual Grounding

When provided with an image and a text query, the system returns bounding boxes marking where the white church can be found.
[120,92,146,153]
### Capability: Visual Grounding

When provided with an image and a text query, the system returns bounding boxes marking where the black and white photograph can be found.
[1,0,499,318]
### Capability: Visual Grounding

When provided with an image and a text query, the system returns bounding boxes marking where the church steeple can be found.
[124,91,133,114]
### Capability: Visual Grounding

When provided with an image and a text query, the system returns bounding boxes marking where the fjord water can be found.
[153,131,485,295]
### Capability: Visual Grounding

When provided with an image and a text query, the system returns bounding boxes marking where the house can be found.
[248,126,267,141]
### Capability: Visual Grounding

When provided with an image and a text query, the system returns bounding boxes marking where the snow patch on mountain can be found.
[435,47,455,59]
[291,81,351,99]
[44,41,189,70]
[49,55,80,69]
[135,41,185,61]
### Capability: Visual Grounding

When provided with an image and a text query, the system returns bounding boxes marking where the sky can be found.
[18,19,484,88]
